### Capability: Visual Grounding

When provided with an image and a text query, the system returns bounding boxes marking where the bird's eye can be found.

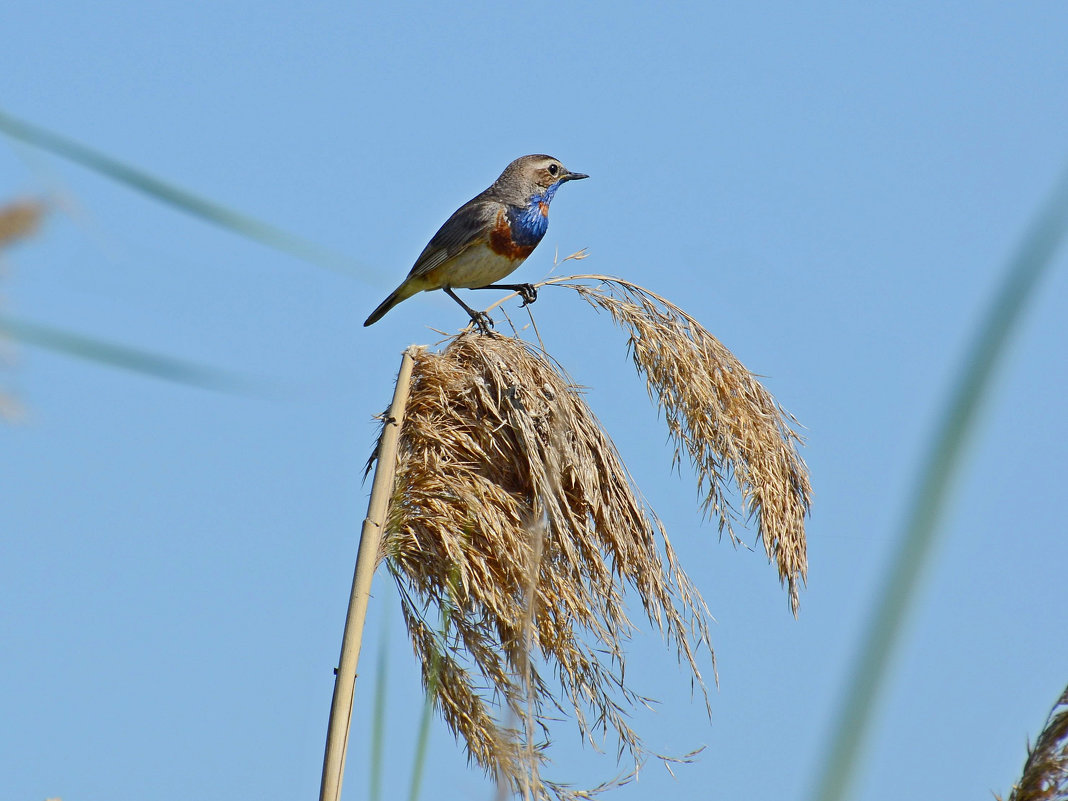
[548,163,559,176]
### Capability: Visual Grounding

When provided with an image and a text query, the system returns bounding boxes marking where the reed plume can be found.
[375,274,810,797]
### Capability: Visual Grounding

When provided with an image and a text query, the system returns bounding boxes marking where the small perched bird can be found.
[363,154,588,331]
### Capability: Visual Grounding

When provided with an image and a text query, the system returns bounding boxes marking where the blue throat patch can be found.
[507,181,561,247]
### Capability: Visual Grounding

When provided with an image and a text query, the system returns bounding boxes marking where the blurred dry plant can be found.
[373,275,810,799]
[0,199,46,421]
[999,684,1068,801]
[0,200,43,245]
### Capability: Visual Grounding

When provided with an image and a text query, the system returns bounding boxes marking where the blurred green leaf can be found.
[810,164,1068,801]
[370,619,389,801]
[0,108,379,283]
[408,603,453,801]
[1,313,266,394]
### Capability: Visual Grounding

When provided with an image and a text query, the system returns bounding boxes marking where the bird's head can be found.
[497,154,588,205]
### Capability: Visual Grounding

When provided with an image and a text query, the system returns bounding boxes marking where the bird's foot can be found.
[470,310,495,335]
[517,284,538,307]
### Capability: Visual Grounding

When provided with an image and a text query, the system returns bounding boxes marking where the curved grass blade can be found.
[407,604,451,801]
[407,683,435,801]
[810,164,1068,801]
[0,313,266,394]
[0,108,378,282]
[370,618,389,801]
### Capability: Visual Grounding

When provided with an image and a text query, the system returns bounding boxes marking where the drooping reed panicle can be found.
[376,273,810,797]
[381,333,712,798]
[550,275,811,615]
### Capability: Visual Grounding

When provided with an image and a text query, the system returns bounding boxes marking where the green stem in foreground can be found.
[407,602,453,801]
[0,313,262,393]
[370,620,389,801]
[0,107,375,281]
[809,164,1068,801]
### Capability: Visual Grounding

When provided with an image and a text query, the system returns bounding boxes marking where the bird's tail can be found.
[363,283,418,327]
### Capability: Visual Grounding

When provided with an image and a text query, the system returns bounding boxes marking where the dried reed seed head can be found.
[565,276,810,615]
[379,274,810,795]
[382,333,713,799]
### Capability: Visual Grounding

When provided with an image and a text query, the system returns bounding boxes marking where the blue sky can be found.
[3,3,1068,800]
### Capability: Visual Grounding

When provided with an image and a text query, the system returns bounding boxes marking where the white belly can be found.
[440,245,527,288]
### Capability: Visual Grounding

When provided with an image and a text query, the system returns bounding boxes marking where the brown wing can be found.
[406,197,500,279]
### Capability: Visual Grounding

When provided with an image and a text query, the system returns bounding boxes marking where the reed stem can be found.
[319,347,416,801]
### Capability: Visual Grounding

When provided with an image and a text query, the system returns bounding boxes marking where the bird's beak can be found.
[562,170,589,182]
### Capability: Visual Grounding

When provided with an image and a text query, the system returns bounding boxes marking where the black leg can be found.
[470,283,538,307]
[443,287,494,334]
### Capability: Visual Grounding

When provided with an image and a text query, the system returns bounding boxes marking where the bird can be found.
[363,154,588,331]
